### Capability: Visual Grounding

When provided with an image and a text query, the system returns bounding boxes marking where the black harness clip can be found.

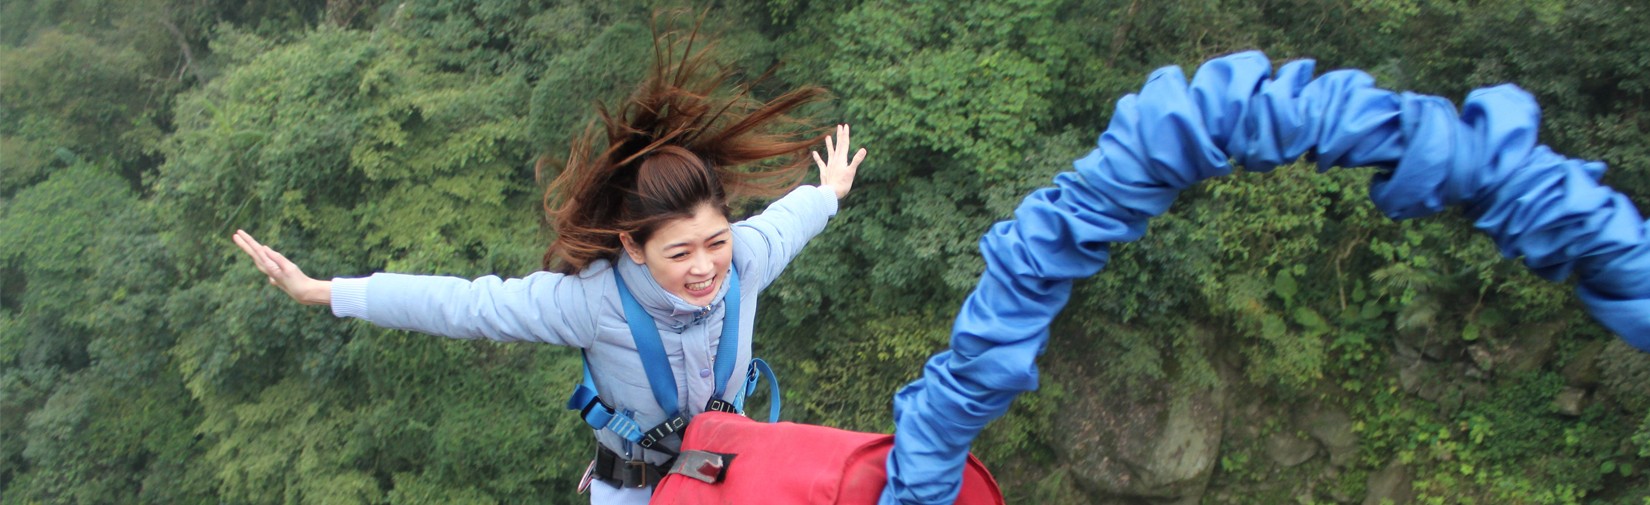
[705,398,739,414]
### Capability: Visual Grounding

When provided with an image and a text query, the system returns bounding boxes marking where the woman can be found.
[231,27,866,504]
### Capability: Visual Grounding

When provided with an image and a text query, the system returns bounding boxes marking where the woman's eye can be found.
[710,240,728,249]
[669,252,689,260]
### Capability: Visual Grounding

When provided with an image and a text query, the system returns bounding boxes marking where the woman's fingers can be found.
[232,232,257,262]
[236,230,264,258]
[233,229,297,281]
[821,124,852,164]
[232,231,257,261]
[267,248,300,276]
[233,231,274,275]
[814,123,865,200]
[232,230,329,305]
[830,124,843,158]
[256,245,282,276]
[839,124,850,158]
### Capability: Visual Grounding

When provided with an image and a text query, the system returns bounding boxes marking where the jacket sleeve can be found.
[731,185,839,289]
[329,269,603,348]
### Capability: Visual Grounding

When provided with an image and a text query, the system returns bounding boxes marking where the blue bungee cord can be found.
[880,51,1650,504]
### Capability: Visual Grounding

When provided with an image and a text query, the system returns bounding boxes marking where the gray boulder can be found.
[1362,458,1414,505]
[1055,378,1226,503]
[1264,430,1318,468]
[1297,406,1358,468]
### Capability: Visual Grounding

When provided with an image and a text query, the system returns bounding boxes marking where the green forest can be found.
[4,0,1650,503]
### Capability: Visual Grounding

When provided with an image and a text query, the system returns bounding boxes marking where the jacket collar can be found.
[614,256,730,332]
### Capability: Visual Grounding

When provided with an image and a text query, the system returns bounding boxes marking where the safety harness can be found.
[565,266,781,487]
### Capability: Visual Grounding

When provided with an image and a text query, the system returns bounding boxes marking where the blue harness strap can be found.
[566,351,647,442]
[709,268,742,400]
[566,266,779,452]
[745,358,781,423]
[615,271,683,419]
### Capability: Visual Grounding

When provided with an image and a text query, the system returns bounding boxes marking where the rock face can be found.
[1362,459,1415,505]
[1596,340,1650,415]
[1552,386,1587,417]
[1264,431,1317,467]
[1297,406,1358,468]
[1561,340,1607,387]
[1501,326,1559,374]
[1055,377,1227,504]
[1045,331,1650,504]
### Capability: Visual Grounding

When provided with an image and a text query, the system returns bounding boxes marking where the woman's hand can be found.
[232,230,331,306]
[812,123,868,200]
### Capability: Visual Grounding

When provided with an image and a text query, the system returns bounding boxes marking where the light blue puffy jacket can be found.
[331,185,838,466]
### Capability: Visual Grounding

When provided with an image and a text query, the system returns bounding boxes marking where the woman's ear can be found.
[619,233,646,264]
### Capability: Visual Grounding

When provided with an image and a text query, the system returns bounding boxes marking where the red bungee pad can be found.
[650,412,1002,505]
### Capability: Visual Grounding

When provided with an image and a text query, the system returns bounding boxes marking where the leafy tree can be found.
[0,31,163,192]
[0,161,209,503]
[154,20,586,501]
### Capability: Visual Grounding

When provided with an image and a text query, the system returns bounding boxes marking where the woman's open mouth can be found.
[684,276,716,297]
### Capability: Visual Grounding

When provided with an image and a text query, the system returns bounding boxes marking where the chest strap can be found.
[566,267,778,454]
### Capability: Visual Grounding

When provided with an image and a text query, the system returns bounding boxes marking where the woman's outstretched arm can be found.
[230,230,602,347]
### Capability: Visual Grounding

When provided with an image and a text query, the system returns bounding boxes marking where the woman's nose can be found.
[689,254,711,275]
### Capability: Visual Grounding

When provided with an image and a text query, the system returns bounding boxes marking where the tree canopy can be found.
[3,1,1648,503]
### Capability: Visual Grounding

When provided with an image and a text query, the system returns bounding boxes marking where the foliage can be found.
[3,0,1648,503]
[0,30,163,193]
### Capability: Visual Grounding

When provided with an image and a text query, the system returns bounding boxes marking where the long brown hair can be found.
[539,14,825,274]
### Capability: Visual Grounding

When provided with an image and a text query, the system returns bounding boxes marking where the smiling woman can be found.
[230,19,866,505]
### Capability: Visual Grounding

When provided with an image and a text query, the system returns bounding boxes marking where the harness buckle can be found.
[705,398,739,414]
[593,444,669,489]
[625,459,653,488]
[638,416,688,451]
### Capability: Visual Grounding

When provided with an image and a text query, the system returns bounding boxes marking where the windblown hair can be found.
[539,16,826,274]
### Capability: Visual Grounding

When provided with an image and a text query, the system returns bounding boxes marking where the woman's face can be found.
[622,203,733,307]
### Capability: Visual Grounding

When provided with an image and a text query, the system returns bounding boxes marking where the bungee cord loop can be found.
[880,51,1650,505]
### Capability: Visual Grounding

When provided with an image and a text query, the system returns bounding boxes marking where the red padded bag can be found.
[650,412,1003,505]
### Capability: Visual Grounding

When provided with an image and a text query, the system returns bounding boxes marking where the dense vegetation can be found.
[3,0,1649,503]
